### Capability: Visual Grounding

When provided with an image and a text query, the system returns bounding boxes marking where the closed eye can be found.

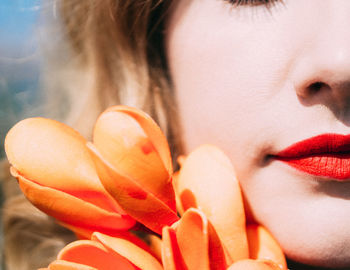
[224,0,283,8]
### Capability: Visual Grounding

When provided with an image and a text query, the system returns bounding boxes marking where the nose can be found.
[294,2,350,113]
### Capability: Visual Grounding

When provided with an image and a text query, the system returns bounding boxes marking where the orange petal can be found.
[13,168,134,235]
[172,171,185,216]
[88,143,179,234]
[93,106,175,211]
[47,260,97,270]
[207,220,227,270]
[246,224,287,270]
[92,232,163,270]
[175,208,227,270]
[148,234,163,261]
[57,240,137,270]
[4,117,126,215]
[176,145,248,261]
[162,226,187,270]
[227,259,282,270]
[176,208,209,270]
[59,222,97,240]
[60,222,152,254]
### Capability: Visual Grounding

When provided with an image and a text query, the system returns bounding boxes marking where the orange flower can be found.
[174,145,249,262]
[43,208,284,270]
[39,232,163,270]
[5,117,135,237]
[173,145,287,270]
[5,105,179,237]
[6,106,287,270]
[161,207,285,270]
[87,106,179,234]
[162,208,227,270]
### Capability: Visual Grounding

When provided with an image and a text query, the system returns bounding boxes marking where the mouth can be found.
[271,134,350,181]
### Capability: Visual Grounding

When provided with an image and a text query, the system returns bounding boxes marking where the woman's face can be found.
[166,0,350,268]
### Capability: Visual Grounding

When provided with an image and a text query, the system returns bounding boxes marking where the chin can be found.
[285,244,350,269]
[245,161,350,269]
[274,214,350,269]
[238,153,350,269]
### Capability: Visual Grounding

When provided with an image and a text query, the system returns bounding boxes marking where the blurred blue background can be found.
[0,0,41,157]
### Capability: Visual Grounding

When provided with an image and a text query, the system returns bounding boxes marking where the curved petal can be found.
[207,219,228,270]
[176,145,249,261]
[5,117,126,215]
[13,168,135,235]
[93,106,175,211]
[57,240,137,270]
[176,208,226,270]
[92,232,163,270]
[162,226,187,270]
[102,106,173,173]
[148,234,163,261]
[88,143,179,234]
[176,208,210,270]
[227,259,282,270]
[59,223,152,255]
[246,224,287,270]
[172,171,185,216]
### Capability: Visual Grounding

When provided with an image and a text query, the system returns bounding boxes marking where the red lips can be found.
[274,134,350,180]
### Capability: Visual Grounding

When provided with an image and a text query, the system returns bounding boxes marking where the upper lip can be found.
[274,133,350,158]
[271,133,350,180]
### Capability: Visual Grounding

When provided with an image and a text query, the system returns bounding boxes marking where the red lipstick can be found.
[273,134,350,180]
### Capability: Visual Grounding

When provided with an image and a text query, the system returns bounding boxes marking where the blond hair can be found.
[58,0,182,154]
[2,1,183,269]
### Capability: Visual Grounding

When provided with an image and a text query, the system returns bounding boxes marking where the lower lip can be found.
[275,154,350,180]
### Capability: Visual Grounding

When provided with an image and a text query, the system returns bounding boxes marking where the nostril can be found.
[306,81,330,95]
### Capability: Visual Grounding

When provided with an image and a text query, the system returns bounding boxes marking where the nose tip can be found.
[295,69,350,107]
[293,2,350,103]
[294,44,350,105]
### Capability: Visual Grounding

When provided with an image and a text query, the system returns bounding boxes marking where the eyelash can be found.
[225,0,281,8]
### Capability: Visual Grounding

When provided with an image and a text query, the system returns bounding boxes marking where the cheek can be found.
[166,1,294,172]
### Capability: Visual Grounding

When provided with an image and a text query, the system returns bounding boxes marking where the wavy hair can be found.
[2,1,183,269]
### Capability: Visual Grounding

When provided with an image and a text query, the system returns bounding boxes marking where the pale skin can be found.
[166,0,350,268]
